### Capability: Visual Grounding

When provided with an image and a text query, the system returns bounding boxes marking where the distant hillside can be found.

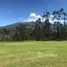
[0,22,36,30]
[0,21,65,31]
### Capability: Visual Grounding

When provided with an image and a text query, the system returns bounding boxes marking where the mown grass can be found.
[0,41,67,67]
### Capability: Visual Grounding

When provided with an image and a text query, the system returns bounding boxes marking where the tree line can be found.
[0,8,67,41]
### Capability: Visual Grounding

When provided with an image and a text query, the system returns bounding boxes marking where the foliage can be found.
[0,8,67,41]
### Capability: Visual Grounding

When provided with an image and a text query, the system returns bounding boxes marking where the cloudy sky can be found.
[0,0,67,26]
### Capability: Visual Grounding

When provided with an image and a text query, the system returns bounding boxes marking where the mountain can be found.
[0,21,65,31]
[0,22,35,30]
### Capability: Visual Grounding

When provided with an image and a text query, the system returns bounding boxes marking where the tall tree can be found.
[33,18,42,40]
[42,10,51,40]
[52,10,61,39]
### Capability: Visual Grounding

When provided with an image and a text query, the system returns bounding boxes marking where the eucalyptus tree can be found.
[42,10,51,40]
[60,8,67,39]
[60,8,67,26]
[52,9,62,39]
[33,18,42,40]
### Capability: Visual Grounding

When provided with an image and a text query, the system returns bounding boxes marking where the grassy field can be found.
[0,41,67,67]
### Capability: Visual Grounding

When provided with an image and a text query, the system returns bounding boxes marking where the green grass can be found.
[0,41,67,67]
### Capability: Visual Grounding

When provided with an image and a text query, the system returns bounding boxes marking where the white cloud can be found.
[30,13,36,18]
[24,13,42,22]
[50,15,54,18]
[23,13,64,24]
